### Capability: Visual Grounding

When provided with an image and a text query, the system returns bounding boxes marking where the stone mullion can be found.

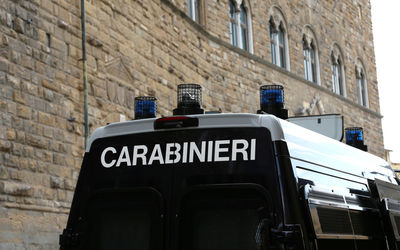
[274,31,281,67]
[340,61,347,97]
[307,49,312,81]
[356,76,363,105]
[363,76,369,108]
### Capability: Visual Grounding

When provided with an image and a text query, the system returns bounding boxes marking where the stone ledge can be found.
[2,202,69,214]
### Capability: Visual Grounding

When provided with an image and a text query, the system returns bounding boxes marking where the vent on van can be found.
[395,216,400,235]
[388,201,400,211]
[317,207,352,234]
[350,211,382,237]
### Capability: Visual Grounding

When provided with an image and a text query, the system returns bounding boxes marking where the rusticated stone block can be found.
[16,105,30,119]
[50,176,64,189]
[13,17,24,34]
[26,134,48,149]
[38,111,54,126]
[0,140,10,153]
[0,181,32,196]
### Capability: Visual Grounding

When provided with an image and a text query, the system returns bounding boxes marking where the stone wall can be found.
[0,0,382,248]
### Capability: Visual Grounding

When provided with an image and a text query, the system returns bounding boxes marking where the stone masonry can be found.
[0,0,383,248]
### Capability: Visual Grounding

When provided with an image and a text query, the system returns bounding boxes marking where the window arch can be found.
[229,0,253,53]
[356,60,369,107]
[331,45,346,96]
[268,7,289,70]
[302,26,320,84]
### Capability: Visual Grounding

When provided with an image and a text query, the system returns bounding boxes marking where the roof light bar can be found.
[135,96,157,120]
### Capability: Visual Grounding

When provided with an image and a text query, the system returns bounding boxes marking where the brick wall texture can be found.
[0,0,383,248]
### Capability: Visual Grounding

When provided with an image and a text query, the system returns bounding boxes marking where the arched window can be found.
[229,0,253,52]
[302,28,320,84]
[332,57,343,95]
[229,0,237,47]
[268,7,289,70]
[331,46,346,96]
[303,39,316,83]
[270,21,286,68]
[187,0,200,22]
[356,63,369,107]
[239,5,248,50]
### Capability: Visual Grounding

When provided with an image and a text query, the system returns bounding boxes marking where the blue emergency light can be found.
[257,85,288,119]
[346,127,363,143]
[135,96,157,120]
[261,86,284,106]
[345,127,368,151]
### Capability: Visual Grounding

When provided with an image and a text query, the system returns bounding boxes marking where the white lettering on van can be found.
[101,147,117,168]
[99,139,257,168]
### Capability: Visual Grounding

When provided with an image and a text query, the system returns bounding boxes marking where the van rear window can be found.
[84,189,163,250]
[88,206,151,250]
[179,186,271,250]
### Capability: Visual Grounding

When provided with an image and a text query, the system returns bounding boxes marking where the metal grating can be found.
[350,211,382,237]
[388,200,400,212]
[317,207,353,234]
[177,84,202,108]
[394,216,400,236]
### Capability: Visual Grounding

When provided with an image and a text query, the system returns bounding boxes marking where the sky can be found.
[371,0,400,163]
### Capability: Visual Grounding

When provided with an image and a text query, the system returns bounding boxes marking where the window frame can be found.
[331,55,346,96]
[178,184,274,250]
[188,0,200,23]
[229,0,237,47]
[83,188,164,250]
[229,0,253,53]
[239,4,248,50]
[303,40,317,83]
[356,68,369,107]
[269,20,289,70]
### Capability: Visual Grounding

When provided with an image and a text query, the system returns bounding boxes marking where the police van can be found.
[60,84,400,250]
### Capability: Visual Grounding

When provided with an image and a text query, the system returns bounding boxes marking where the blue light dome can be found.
[135,96,157,120]
[261,88,284,106]
[345,127,364,144]
[260,85,285,108]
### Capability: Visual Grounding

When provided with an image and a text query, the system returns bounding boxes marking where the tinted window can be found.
[191,208,259,250]
[297,167,368,192]
[88,206,151,250]
[85,189,162,250]
[179,187,271,250]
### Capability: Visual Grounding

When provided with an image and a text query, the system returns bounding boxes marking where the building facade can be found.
[0,0,383,248]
